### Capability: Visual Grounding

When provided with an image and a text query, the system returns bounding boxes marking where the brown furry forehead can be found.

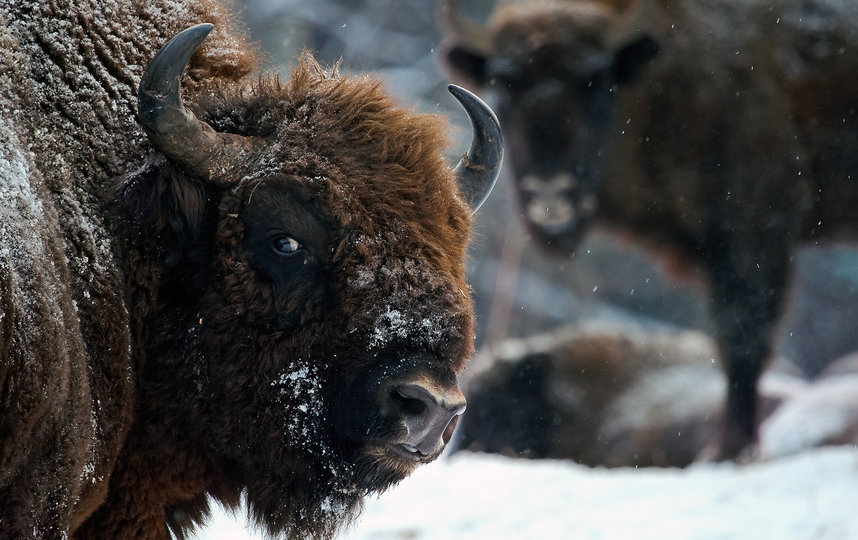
[201,52,471,240]
[197,52,453,163]
[490,1,619,47]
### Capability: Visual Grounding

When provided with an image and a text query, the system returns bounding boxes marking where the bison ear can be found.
[612,35,661,86]
[442,43,490,88]
[121,159,212,266]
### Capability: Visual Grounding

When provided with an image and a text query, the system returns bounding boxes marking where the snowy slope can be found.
[195,446,858,540]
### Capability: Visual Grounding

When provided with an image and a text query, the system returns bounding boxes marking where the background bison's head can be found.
[440,0,659,255]
[122,25,501,538]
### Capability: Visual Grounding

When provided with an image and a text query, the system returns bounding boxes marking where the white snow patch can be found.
[370,307,409,348]
[368,306,445,350]
[194,447,858,539]
[270,360,334,461]
[348,265,377,290]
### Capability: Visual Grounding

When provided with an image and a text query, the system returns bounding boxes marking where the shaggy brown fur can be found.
[441,0,858,460]
[92,56,473,540]
[2,1,255,536]
[2,1,480,539]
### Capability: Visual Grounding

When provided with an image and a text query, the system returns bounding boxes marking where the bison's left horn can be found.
[449,85,503,213]
[138,24,263,184]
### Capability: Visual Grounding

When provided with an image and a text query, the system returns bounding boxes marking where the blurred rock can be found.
[819,352,858,379]
[760,352,858,459]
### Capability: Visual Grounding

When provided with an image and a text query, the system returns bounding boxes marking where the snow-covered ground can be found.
[195,446,858,540]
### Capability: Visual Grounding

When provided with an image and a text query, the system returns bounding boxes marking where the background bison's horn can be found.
[448,84,503,213]
[138,24,262,184]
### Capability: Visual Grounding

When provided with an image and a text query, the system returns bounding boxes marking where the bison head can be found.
[127,24,501,538]
[440,0,660,254]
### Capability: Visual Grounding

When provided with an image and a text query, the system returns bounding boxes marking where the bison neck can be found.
[78,331,231,538]
[74,424,215,538]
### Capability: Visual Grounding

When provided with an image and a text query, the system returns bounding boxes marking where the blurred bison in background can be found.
[1,1,501,538]
[440,0,858,459]
[454,323,804,467]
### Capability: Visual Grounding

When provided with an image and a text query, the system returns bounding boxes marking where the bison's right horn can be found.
[439,0,494,57]
[138,24,262,184]
[449,85,503,213]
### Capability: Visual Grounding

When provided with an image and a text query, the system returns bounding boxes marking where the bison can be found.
[0,1,502,538]
[453,322,803,467]
[439,0,858,459]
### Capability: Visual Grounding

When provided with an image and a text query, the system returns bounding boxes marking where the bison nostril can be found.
[391,388,428,417]
[387,382,467,457]
[392,385,438,416]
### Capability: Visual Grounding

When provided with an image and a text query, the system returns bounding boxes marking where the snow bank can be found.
[195,446,858,539]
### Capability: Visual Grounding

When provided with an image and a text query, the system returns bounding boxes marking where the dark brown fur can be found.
[2,1,256,535]
[2,1,477,538]
[441,0,858,459]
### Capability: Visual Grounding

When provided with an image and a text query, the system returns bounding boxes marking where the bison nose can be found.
[389,382,467,457]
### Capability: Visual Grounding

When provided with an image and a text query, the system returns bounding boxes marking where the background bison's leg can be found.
[698,69,804,461]
[705,236,791,461]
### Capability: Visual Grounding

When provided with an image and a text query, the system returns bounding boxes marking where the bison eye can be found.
[272,236,301,256]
